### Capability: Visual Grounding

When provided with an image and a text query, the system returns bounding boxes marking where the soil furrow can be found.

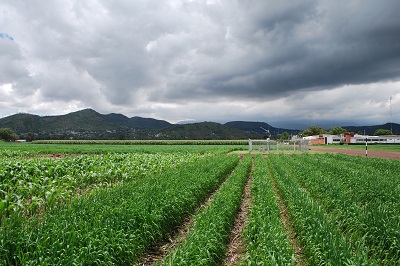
[136,157,242,266]
[223,156,253,266]
[270,177,307,265]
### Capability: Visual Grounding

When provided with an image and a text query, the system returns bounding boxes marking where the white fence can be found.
[248,139,310,152]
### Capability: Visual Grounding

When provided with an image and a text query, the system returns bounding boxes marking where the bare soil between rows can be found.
[224,157,253,266]
[310,147,400,159]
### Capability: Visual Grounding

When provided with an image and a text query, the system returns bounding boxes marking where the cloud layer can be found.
[1,0,399,128]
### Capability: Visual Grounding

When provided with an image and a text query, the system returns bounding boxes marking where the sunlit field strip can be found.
[268,154,372,265]
[32,139,249,145]
[0,154,239,265]
[241,155,293,265]
[290,154,400,263]
[163,154,252,265]
[0,141,247,155]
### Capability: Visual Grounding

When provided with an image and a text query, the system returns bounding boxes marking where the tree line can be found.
[298,126,392,137]
[0,128,34,142]
[0,127,395,142]
[278,126,393,141]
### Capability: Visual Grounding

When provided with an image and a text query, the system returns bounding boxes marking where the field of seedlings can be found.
[268,153,400,265]
[1,141,399,265]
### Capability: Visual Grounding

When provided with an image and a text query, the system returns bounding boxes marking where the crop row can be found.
[0,142,244,156]
[0,152,208,219]
[288,154,399,263]
[268,154,371,264]
[242,155,293,264]
[32,139,249,145]
[269,154,400,264]
[0,154,239,265]
[163,154,252,265]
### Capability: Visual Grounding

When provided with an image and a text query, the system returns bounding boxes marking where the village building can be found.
[305,133,400,145]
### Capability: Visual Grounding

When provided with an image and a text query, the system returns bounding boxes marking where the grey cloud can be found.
[0,0,399,125]
[158,0,400,102]
[0,38,33,93]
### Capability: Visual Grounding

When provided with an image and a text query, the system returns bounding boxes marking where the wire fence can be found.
[248,139,310,153]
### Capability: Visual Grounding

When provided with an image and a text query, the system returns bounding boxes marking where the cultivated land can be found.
[1,141,399,265]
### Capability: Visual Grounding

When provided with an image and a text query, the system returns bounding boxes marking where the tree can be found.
[303,125,327,136]
[280,131,290,141]
[373,129,392,136]
[24,132,35,142]
[0,128,18,141]
[329,126,347,135]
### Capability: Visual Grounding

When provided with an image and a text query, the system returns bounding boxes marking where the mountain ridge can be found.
[0,108,398,139]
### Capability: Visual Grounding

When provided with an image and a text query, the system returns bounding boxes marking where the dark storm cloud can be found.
[156,0,400,102]
[0,0,399,124]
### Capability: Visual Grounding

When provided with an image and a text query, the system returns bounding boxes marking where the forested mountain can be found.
[0,109,262,140]
[1,109,398,140]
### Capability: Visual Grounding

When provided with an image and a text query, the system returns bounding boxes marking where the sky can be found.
[1,0,400,129]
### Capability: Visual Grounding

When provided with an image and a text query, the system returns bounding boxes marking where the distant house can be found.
[305,133,400,145]
[304,134,339,145]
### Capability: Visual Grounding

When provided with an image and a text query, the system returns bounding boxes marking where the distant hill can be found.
[1,109,398,140]
[103,113,171,129]
[0,109,171,133]
[224,121,299,136]
[0,109,261,140]
[0,113,44,133]
[342,122,400,135]
[154,122,261,140]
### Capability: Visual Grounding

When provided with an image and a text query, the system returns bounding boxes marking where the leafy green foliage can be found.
[0,152,207,219]
[329,126,347,135]
[302,125,327,136]
[373,128,392,135]
[0,154,239,265]
[0,128,18,141]
[2,145,398,265]
[279,131,290,141]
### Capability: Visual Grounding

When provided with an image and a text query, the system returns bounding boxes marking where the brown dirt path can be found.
[224,157,253,266]
[310,147,400,159]
[136,156,243,265]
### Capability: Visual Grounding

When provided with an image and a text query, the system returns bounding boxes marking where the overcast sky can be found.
[1,0,399,129]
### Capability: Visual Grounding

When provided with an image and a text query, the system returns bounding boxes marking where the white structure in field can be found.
[346,135,400,144]
[306,134,400,145]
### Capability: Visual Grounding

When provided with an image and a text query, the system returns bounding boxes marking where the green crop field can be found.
[1,142,399,265]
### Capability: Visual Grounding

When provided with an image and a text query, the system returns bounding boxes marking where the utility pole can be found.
[390,96,393,134]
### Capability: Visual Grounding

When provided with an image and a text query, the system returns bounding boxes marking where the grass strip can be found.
[241,155,293,265]
[162,154,252,265]
[0,154,238,265]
